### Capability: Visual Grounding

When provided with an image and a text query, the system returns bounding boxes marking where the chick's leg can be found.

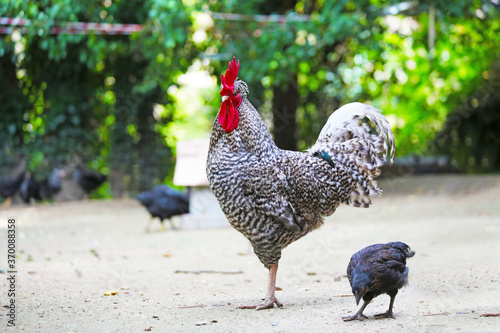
[238,262,283,310]
[342,300,370,321]
[374,294,397,319]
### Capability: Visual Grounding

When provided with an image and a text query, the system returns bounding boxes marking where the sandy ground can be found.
[1,175,500,332]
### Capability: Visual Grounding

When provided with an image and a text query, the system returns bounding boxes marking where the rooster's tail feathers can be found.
[309,102,395,207]
[312,102,394,165]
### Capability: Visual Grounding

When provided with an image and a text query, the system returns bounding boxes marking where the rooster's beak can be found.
[221,95,228,102]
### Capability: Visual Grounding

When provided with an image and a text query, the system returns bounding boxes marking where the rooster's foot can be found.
[238,296,283,310]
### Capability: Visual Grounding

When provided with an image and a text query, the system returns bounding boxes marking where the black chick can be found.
[342,242,415,321]
[136,185,189,232]
[0,171,25,207]
[74,165,107,195]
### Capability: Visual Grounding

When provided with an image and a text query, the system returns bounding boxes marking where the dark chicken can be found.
[0,171,25,207]
[39,168,64,200]
[206,58,395,310]
[136,185,189,232]
[20,169,64,204]
[74,165,107,195]
[20,172,42,204]
[343,242,415,321]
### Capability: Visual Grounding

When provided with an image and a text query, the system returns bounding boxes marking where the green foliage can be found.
[208,0,499,161]
[351,9,500,157]
[433,60,500,172]
[1,0,499,197]
[0,0,201,193]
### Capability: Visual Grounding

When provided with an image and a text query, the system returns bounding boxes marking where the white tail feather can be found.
[309,102,395,207]
[312,102,395,163]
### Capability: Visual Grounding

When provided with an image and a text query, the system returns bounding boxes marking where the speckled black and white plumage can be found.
[207,78,394,270]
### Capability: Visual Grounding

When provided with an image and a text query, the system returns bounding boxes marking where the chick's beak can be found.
[354,290,361,305]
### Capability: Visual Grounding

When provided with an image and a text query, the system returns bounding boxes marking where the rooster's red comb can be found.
[220,57,240,96]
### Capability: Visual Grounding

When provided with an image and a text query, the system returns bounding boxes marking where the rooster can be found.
[342,242,415,321]
[206,57,395,310]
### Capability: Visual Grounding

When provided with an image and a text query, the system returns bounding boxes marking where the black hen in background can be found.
[136,185,189,232]
[0,171,25,207]
[20,169,65,204]
[343,242,415,321]
[39,168,65,200]
[20,172,42,204]
[74,165,107,195]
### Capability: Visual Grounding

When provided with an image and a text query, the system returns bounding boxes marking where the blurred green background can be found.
[1,0,499,198]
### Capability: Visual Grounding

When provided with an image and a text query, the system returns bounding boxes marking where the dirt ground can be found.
[1,175,500,332]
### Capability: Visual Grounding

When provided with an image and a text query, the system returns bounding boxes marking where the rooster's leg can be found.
[342,300,370,321]
[374,294,397,319]
[238,262,283,310]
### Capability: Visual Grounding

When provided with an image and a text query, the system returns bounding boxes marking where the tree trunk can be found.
[135,88,173,193]
[272,79,298,151]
